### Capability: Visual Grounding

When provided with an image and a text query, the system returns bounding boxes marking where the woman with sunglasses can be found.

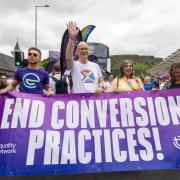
[106,60,144,92]
[0,47,54,96]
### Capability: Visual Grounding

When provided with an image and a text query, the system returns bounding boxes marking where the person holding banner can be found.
[106,60,144,92]
[66,21,104,95]
[163,62,180,89]
[0,47,54,96]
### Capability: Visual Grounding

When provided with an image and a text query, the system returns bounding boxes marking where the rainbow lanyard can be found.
[123,76,143,91]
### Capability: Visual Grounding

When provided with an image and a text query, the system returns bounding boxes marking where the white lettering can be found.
[78,130,92,164]
[112,129,127,162]
[138,128,153,161]
[126,128,139,161]
[109,99,120,128]
[26,130,44,165]
[81,100,95,128]
[51,101,65,129]
[92,130,102,163]
[60,130,76,164]
[134,97,149,127]
[96,100,108,128]
[11,98,30,128]
[44,131,60,165]
[29,100,45,128]
[168,96,180,125]
[66,101,79,129]
[1,99,14,128]
[120,98,134,127]
[155,97,170,126]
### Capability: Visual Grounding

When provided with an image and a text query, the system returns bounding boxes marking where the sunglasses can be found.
[28,52,38,57]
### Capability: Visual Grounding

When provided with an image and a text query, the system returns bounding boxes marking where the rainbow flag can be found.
[81,25,96,42]
[60,28,82,76]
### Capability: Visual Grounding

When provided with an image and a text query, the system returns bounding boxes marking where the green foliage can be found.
[40,58,49,69]
[110,55,163,79]
[133,63,151,79]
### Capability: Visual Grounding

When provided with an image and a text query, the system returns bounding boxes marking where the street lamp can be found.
[35,4,50,48]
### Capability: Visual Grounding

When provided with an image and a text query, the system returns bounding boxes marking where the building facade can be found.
[0,53,15,77]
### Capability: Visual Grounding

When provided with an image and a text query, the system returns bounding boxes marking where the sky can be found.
[0,0,180,59]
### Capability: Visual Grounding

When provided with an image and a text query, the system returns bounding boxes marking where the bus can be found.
[87,42,111,73]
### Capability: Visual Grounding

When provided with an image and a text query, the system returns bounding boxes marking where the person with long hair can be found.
[106,60,144,92]
[163,62,180,89]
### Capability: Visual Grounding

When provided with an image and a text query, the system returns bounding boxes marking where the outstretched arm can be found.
[66,21,79,69]
[95,77,104,96]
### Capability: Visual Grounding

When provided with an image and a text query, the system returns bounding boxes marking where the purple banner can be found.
[45,51,60,74]
[49,51,60,63]
[0,89,180,176]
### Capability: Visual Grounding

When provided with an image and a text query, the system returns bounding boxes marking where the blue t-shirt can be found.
[14,67,49,94]
[150,80,159,89]
[144,84,152,91]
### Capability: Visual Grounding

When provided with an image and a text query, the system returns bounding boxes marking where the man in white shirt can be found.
[66,21,104,94]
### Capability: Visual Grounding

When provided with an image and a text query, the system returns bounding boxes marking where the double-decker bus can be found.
[87,42,111,73]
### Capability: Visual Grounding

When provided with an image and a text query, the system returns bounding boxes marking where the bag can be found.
[50,76,68,94]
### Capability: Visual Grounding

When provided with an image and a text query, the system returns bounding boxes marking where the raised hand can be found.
[67,21,79,40]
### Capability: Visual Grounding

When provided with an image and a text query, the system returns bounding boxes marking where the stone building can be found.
[147,49,180,75]
[0,53,15,77]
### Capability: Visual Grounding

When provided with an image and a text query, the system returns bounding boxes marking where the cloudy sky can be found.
[0,0,180,59]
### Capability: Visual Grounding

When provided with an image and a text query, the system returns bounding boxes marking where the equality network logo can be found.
[173,136,180,149]
[23,73,40,89]
[81,70,95,83]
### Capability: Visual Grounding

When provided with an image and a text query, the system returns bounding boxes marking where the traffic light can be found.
[14,51,23,67]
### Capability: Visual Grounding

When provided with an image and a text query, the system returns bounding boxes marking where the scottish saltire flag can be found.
[81,25,96,42]
[60,29,82,77]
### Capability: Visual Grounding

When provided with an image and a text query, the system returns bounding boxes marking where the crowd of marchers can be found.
[0,22,180,96]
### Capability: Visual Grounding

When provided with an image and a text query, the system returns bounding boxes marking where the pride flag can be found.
[81,25,96,42]
[60,29,82,76]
